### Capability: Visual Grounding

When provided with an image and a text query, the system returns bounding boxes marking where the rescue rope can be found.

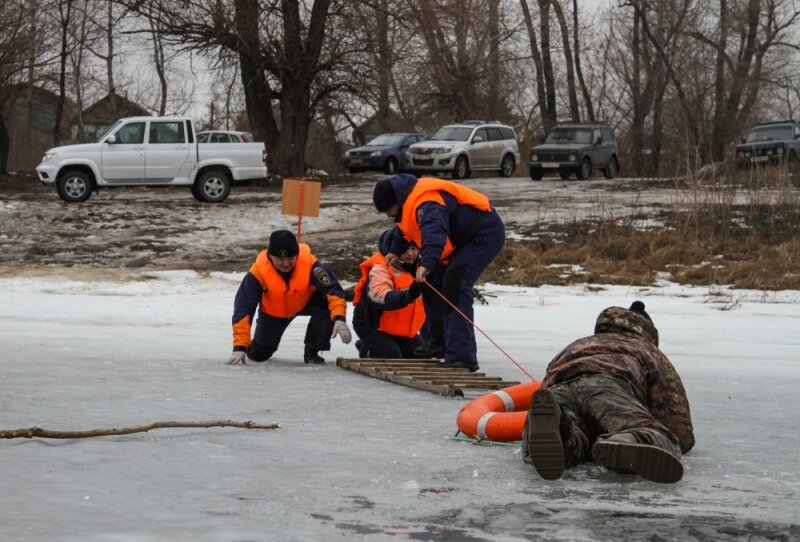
[421,277,536,381]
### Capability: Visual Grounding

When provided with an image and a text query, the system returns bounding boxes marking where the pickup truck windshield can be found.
[96,120,124,143]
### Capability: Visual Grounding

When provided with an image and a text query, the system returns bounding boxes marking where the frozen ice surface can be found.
[1,272,798,541]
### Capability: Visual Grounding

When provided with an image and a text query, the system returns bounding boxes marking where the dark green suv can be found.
[528,122,619,180]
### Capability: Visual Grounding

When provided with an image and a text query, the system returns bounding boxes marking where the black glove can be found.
[407,281,423,299]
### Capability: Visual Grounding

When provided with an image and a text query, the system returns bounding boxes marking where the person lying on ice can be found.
[351,227,427,359]
[372,173,505,373]
[226,230,351,366]
[523,301,695,483]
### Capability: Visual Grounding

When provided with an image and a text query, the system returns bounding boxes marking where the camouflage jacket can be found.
[542,307,695,453]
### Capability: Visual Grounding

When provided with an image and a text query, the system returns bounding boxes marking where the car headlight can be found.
[42,152,60,163]
[531,153,538,161]
[569,154,576,161]
[370,150,382,157]
[777,147,784,155]
[433,147,453,154]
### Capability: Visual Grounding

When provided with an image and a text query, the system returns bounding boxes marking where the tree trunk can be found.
[270,0,331,176]
[710,0,728,161]
[537,0,557,131]
[53,0,72,147]
[149,11,168,116]
[106,0,116,112]
[572,0,594,122]
[376,0,391,127]
[552,0,579,121]
[234,0,279,169]
[487,0,501,120]
[520,0,547,138]
[631,6,644,177]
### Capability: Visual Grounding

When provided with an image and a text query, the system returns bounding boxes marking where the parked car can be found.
[35,116,267,203]
[343,132,427,174]
[197,130,255,143]
[528,122,619,180]
[735,120,800,167]
[405,121,520,179]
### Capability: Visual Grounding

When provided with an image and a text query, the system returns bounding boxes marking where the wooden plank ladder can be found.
[335,357,521,397]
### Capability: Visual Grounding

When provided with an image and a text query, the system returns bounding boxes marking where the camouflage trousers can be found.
[543,374,682,467]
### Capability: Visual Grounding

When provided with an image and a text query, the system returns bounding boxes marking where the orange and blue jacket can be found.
[390,175,492,268]
[231,244,347,349]
[352,252,425,338]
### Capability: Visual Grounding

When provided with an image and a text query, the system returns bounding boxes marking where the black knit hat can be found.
[267,230,299,257]
[373,178,397,212]
[377,227,409,255]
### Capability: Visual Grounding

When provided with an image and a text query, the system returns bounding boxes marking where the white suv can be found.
[405,121,520,179]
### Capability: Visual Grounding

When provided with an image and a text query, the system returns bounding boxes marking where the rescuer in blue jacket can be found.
[372,174,505,372]
[226,230,351,365]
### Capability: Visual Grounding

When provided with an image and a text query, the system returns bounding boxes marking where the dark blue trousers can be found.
[423,208,505,364]
[247,291,333,361]
[356,328,424,359]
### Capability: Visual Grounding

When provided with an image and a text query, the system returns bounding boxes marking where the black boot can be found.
[438,360,479,372]
[412,342,445,359]
[303,346,325,365]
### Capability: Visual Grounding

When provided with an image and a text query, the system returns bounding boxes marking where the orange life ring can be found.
[456,381,542,442]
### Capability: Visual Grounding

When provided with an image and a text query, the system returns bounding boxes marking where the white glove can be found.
[331,320,352,344]
[226,351,247,365]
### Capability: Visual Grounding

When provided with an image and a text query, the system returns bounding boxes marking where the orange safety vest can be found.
[249,244,317,318]
[398,177,491,262]
[353,252,426,338]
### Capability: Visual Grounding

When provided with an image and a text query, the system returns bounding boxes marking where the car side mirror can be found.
[595,136,603,145]
[473,135,484,143]
[106,134,116,144]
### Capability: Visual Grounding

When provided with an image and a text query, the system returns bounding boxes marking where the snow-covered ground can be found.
[1,271,798,541]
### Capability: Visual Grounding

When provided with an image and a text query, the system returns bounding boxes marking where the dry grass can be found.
[485,168,800,290]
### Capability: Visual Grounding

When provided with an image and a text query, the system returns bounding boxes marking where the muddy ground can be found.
[0,173,689,283]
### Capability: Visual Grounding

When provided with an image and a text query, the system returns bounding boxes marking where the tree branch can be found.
[1,420,282,439]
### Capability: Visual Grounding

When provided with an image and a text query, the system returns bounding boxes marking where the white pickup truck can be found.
[35,116,268,203]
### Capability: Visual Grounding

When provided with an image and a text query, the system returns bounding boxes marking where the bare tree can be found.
[52,0,74,146]
[0,1,39,173]
[520,0,557,133]
[121,0,362,176]
[571,0,594,122]
[551,0,579,120]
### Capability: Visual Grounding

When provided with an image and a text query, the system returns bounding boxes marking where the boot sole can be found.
[527,389,565,480]
[592,441,683,483]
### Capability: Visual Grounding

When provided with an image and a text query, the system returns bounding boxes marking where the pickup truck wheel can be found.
[57,170,93,203]
[195,170,231,203]
[383,157,398,174]
[529,166,543,180]
[452,155,470,179]
[498,154,515,177]
[577,158,592,180]
[604,156,618,179]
